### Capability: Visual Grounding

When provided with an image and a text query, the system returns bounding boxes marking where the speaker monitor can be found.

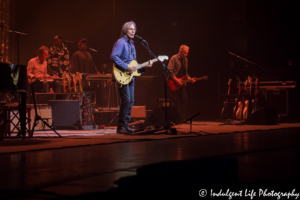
[245,107,279,125]
[144,106,181,127]
[131,106,146,118]
[49,100,82,129]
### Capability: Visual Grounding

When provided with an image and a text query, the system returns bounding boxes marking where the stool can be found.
[1,105,31,137]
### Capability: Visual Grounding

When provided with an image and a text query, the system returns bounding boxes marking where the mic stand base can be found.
[138,39,173,134]
[30,83,61,138]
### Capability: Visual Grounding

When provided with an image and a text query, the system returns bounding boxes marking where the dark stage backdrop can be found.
[11,0,300,120]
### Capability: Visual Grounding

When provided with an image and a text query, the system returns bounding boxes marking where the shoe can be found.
[116,128,129,134]
[124,127,134,133]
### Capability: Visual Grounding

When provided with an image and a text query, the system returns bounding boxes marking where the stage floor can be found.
[2,121,300,154]
[1,121,300,199]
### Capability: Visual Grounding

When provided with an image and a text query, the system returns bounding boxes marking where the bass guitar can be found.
[72,74,77,92]
[113,55,168,85]
[251,78,259,114]
[221,79,231,119]
[76,72,83,92]
[236,80,248,120]
[63,71,67,93]
[232,76,240,119]
[242,76,251,120]
[168,76,208,92]
[66,74,72,92]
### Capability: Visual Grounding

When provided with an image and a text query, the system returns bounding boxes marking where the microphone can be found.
[89,47,97,52]
[135,35,146,42]
[64,40,74,43]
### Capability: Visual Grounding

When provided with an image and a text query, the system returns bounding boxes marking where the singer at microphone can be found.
[70,38,101,75]
[110,21,153,134]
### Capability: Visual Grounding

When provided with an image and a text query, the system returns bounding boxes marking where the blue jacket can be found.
[110,36,136,70]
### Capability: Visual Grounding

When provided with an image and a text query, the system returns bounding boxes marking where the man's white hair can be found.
[179,45,189,53]
[120,21,136,37]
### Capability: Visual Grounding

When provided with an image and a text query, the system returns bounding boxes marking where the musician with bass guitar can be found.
[110,21,153,134]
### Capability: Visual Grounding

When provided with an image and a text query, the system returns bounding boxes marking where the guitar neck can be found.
[135,58,158,70]
[182,77,204,83]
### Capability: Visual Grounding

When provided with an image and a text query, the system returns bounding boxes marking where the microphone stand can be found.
[137,38,173,133]
[30,83,62,138]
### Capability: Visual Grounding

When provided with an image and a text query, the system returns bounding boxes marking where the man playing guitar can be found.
[167,45,195,121]
[110,21,153,134]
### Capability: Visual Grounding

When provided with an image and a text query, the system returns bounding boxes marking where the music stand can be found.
[182,112,201,133]
[30,83,61,138]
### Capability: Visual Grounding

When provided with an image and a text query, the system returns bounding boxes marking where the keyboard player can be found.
[27,46,62,93]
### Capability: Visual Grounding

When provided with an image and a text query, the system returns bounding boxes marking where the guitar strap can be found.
[182,59,188,80]
[177,58,187,79]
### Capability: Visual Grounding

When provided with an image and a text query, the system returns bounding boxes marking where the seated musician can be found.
[27,46,61,93]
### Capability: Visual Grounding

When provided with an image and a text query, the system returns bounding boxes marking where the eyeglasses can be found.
[128,28,136,31]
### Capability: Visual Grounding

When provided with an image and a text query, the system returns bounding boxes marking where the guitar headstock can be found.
[203,76,208,80]
[72,74,77,82]
[228,79,231,85]
[158,56,169,62]
[248,76,251,84]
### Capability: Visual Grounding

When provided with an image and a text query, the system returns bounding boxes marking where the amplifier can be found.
[131,106,146,118]
[49,100,82,130]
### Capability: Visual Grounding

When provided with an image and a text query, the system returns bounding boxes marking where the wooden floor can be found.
[1,121,300,199]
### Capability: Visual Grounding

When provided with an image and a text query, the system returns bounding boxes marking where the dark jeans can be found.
[117,79,135,129]
[51,80,62,93]
[31,80,48,93]
[31,80,62,93]
[169,86,188,121]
